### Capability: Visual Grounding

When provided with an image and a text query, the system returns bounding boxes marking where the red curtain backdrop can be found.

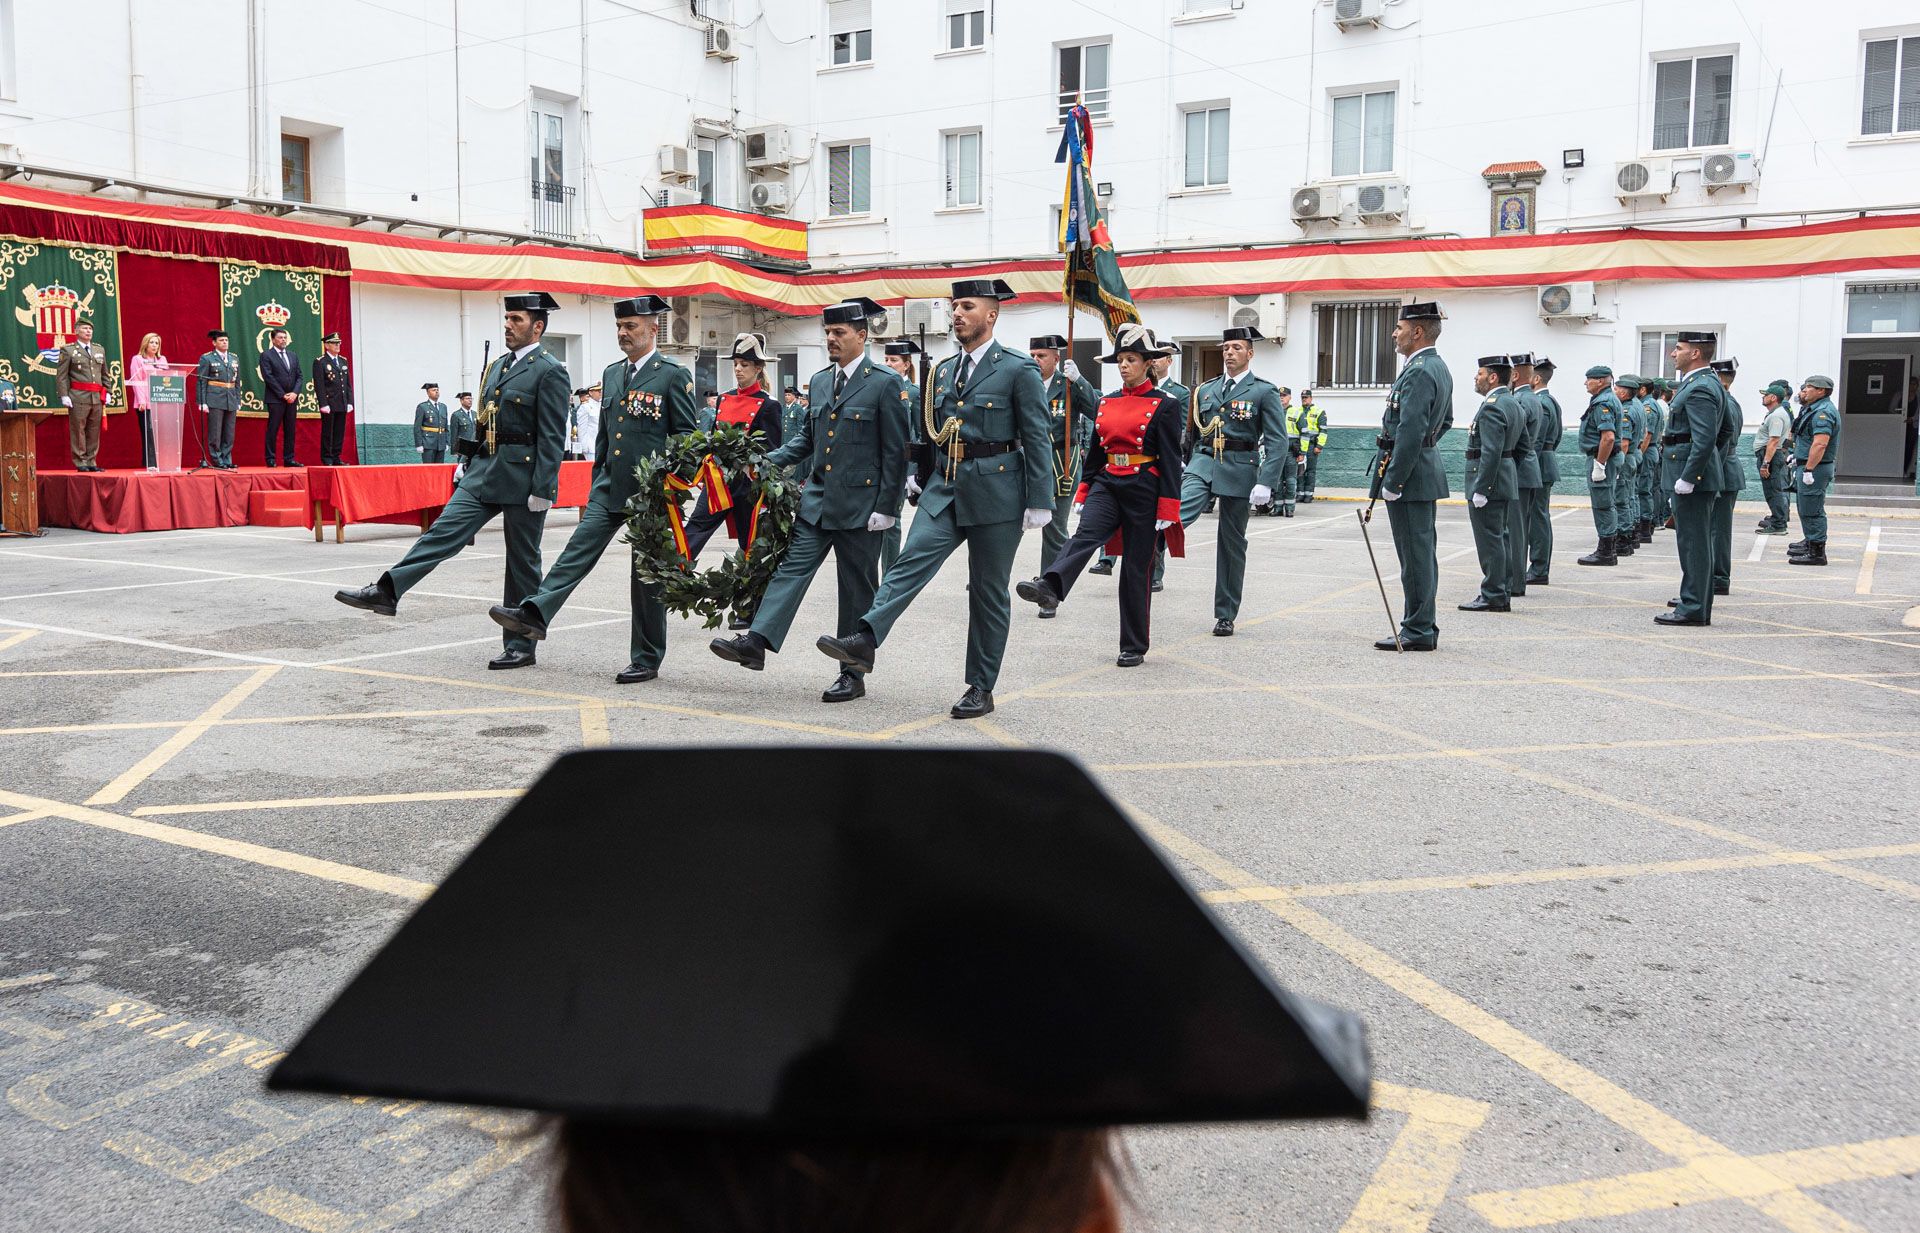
[33,256,356,470]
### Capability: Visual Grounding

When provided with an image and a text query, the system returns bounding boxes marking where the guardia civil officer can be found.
[1650,379,1677,528]
[681,332,786,630]
[1268,385,1299,517]
[313,332,352,466]
[1371,303,1452,651]
[1522,357,1564,586]
[1030,333,1100,603]
[1655,331,1731,625]
[1163,325,1287,636]
[878,338,924,572]
[414,383,450,463]
[1460,356,1523,613]
[1709,358,1744,594]
[1633,376,1665,545]
[1787,375,1840,566]
[816,278,1053,720]
[1505,353,1544,597]
[194,329,243,469]
[335,292,569,670]
[1612,376,1644,557]
[1754,380,1794,534]
[488,296,698,681]
[1017,324,1184,665]
[449,391,477,458]
[711,300,910,701]
[1297,389,1327,502]
[1575,369,1622,566]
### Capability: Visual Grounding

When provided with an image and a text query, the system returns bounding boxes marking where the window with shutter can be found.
[943,130,981,207]
[1181,106,1230,188]
[944,0,986,51]
[1862,35,1920,136]
[1651,53,1733,150]
[828,0,873,66]
[1330,89,1394,176]
[828,142,871,216]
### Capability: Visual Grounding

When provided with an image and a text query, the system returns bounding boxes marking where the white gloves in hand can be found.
[416,446,425,454]
[1072,502,1085,518]
[347,404,355,414]
[1802,471,1815,486]
[1382,487,1402,502]
[904,474,923,498]
[197,405,209,414]
[453,464,466,481]
[1471,492,1489,508]
[1673,478,1695,495]
[1154,518,1173,530]
[1590,460,1607,482]
[527,495,554,512]
[61,396,72,408]
[1064,360,1083,382]
[1021,507,1052,531]
[1250,484,1272,508]
[866,512,896,532]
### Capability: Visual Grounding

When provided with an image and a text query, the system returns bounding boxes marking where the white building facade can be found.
[3,0,1918,481]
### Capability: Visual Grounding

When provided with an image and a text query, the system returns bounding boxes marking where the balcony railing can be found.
[530,180,577,242]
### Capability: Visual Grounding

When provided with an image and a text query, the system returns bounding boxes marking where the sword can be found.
[1356,508,1402,653]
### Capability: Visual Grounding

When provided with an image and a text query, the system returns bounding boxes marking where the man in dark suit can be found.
[259,327,303,467]
[313,331,352,466]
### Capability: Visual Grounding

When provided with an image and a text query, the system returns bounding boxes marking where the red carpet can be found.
[36,467,309,534]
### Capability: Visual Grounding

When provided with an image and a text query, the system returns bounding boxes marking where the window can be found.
[1863,35,1920,136]
[1651,54,1732,150]
[0,0,18,102]
[1181,105,1230,187]
[696,138,717,205]
[1058,41,1111,123]
[827,141,871,216]
[943,130,981,208]
[1051,204,1115,248]
[945,0,985,51]
[1846,282,1920,333]
[1637,327,1720,379]
[530,104,566,191]
[1331,88,1394,176]
[1314,301,1398,389]
[828,0,872,67]
[280,134,311,203]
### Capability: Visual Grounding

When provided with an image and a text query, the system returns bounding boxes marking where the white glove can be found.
[1802,471,1815,486]
[1250,484,1272,508]
[866,512,896,532]
[1064,360,1083,382]
[61,396,72,408]
[1382,488,1402,502]
[1021,507,1052,531]
[1154,518,1173,530]
[904,474,923,498]
[1471,492,1489,509]
[1590,460,1607,482]
[453,464,466,481]
[527,495,554,512]
[346,404,355,414]
[197,405,209,413]
[1673,478,1695,495]
[1072,502,1084,517]
[416,446,424,454]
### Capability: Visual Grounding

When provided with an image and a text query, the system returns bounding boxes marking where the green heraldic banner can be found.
[221,263,324,417]
[0,240,123,410]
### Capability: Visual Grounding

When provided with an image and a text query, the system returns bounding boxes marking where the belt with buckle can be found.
[205,379,236,389]
[1107,452,1157,467]
[955,440,1018,459]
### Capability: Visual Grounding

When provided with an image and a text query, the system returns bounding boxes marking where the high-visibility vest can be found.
[1301,405,1328,447]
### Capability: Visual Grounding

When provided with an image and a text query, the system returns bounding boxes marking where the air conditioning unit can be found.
[749,181,791,213]
[865,307,897,339]
[1538,282,1599,320]
[1333,0,1384,29]
[659,145,696,184]
[1355,180,1408,220]
[901,298,952,336]
[657,186,702,207]
[666,297,700,349]
[703,23,738,60]
[1290,183,1341,222]
[1614,157,1675,201]
[1225,293,1287,341]
[1702,149,1759,189]
[744,125,794,170]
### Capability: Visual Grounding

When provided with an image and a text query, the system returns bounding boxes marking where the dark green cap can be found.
[1585,364,1613,380]
[1761,380,1791,399]
[1803,374,1835,391]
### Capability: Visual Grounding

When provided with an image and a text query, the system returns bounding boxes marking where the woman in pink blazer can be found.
[127,332,168,470]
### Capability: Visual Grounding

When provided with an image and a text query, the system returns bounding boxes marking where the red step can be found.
[249,488,308,528]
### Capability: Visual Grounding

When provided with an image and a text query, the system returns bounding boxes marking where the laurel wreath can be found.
[622,425,798,628]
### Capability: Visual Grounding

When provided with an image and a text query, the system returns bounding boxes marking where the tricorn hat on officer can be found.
[457,391,472,399]
[1710,358,1739,376]
[1508,352,1535,366]
[1099,323,1175,364]
[1676,330,1717,345]
[951,278,1018,303]
[269,748,1371,1133]
[613,295,670,318]
[1221,325,1265,344]
[505,291,561,314]
[730,331,772,363]
[1028,335,1069,352]
[884,340,924,357]
[1535,355,1556,372]
[1398,302,1445,321]
[1477,354,1513,370]
[822,297,885,327]
[421,382,440,391]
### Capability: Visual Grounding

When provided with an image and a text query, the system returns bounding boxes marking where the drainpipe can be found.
[246,0,264,196]
[127,0,141,180]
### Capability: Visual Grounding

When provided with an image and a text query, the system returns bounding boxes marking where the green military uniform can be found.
[515,315,698,675]
[847,281,1053,707]
[1637,385,1666,542]
[1171,354,1286,628]
[1657,346,1732,625]
[1709,363,1744,591]
[1271,391,1300,515]
[1036,346,1101,577]
[1648,382,1675,525]
[414,388,451,463]
[1524,366,1564,584]
[1754,383,1794,533]
[195,335,244,468]
[1577,372,1623,563]
[450,396,478,456]
[1297,396,1327,501]
[1614,388,1645,556]
[1462,364,1522,610]
[1789,379,1840,564]
[743,350,909,666]
[55,333,111,471]
[1372,307,1452,651]
[1506,364,1543,597]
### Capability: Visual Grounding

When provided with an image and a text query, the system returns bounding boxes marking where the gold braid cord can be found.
[478,356,504,454]
[1191,382,1224,456]
[925,356,963,479]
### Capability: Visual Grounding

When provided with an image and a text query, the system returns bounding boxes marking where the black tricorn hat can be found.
[822,297,885,327]
[1677,329,1717,345]
[456,391,472,399]
[613,295,671,318]
[951,278,1018,303]
[504,291,561,313]
[1398,301,1445,321]
[420,382,440,391]
[1477,354,1514,369]
[270,748,1371,1133]
[1028,335,1069,352]
[1508,352,1535,366]
[1710,358,1739,375]
[1221,325,1265,344]
[884,340,923,357]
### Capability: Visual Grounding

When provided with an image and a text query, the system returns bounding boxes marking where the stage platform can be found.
[35,467,310,534]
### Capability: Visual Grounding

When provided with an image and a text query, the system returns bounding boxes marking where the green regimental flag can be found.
[221,263,324,417]
[0,241,124,410]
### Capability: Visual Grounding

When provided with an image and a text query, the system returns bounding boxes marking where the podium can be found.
[1,407,54,536]
[145,365,194,474]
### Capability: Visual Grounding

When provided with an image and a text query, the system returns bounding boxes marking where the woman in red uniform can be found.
[683,331,787,627]
[1017,324,1184,666]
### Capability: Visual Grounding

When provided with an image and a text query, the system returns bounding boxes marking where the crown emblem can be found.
[35,283,80,311]
[255,299,293,329]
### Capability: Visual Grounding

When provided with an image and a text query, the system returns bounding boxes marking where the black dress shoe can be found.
[1457,596,1510,612]
[950,686,994,719]
[821,671,865,703]
[817,630,876,674]
[1212,619,1234,636]
[488,649,537,670]
[334,581,397,616]
[614,661,659,683]
[709,633,766,670]
[1374,637,1436,651]
[1015,577,1061,609]
[1086,558,1114,576]
[1150,580,1164,593]
[286,460,304,468]
[1713,582,1729,596]
[1037,606,1056,619]
[1667,598,1681,608]
[488,603,547,640]
[1523,574,1549,586]
[1653,612,1706,627]
[1116,650,1145,667]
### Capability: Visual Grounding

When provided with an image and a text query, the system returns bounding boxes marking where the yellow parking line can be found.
[0,629,42,653]
[85,667,283,806]
[1856,522,1880,595]
[131,789,524,817]
[579,703,611,747]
